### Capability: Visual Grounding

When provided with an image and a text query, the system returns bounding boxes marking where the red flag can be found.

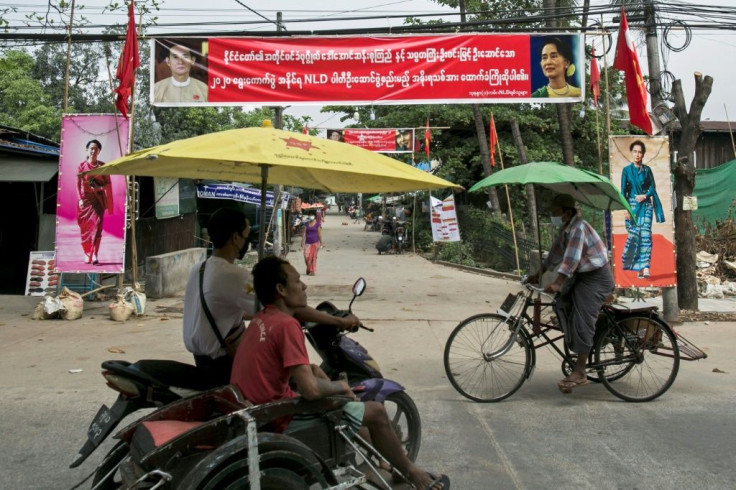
[424,119,431,159]
[613,7,652,134]
[114,1,140,119]
[489,114,498,168]
[302,125,309,135]
[590,48,601,107]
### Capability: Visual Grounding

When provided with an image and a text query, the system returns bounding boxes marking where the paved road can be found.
[1,210,735,489]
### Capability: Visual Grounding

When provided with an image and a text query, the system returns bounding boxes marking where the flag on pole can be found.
[489,114,498,168]
[114,1,140,119]
[613,7,653,135]
[590,48,601,107]
[424,119,431,159]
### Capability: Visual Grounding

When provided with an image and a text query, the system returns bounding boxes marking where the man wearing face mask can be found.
[528,194,613,394]
[184,208,358,385]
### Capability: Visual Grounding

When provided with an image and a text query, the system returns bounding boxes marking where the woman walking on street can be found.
[301,210,322,275]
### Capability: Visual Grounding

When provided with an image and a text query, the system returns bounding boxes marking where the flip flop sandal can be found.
[424,473,451,490]
[558,378,590,394]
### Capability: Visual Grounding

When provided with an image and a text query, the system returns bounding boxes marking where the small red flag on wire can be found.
[114,1,140,119]
[424,119,431,159]
[613,7,652,134]
[590,48,601,107]
[489,114,498,168]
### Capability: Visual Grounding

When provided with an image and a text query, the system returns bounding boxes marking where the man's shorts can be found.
[287,401,365,437]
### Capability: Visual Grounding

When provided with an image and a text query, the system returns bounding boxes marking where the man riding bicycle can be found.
[528,193,614,394]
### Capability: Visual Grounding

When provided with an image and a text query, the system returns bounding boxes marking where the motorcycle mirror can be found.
[352,278,366,297]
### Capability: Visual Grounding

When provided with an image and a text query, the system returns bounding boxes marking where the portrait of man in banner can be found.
[529,34,583,100]
[609,135,676,288]
[152,38,209,104]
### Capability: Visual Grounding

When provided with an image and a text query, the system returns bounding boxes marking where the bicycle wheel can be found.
[594,316,680,402]
[444,313,533,402]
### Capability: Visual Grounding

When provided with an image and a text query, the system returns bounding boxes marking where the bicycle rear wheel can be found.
[594,316,680,402]
[444,313,532,402]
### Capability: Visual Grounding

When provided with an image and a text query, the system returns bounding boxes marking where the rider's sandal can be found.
[557,378,590,394]
[423,473,451,489]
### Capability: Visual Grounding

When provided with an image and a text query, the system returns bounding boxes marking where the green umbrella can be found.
[469,161,634,218]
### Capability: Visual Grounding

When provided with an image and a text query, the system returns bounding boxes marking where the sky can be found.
[6,0,736,124]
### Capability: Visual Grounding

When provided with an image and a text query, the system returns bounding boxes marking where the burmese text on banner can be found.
[430,195,461,242]
[150,34,584,106]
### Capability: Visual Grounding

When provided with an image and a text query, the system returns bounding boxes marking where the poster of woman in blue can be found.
[609,136,676,288]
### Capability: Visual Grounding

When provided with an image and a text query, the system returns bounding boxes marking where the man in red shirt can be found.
[232,256,449,490]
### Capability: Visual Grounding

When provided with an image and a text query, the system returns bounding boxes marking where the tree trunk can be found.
[543,0,576,167]
[558,103,575,166]
[510,119,539,243]
[672,72,713,310]
[472,103,501,212]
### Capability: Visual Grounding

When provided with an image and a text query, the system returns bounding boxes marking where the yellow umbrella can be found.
[88,126,459,193]
[88,126,459,256]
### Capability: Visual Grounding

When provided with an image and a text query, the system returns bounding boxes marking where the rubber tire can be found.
[444,313,533,402]
[384,391,422,462]
[595,316,680,402]
[90,441,128,490]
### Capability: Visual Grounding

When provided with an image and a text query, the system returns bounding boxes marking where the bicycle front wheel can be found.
[594,316,680,402]
[444,313,533,402]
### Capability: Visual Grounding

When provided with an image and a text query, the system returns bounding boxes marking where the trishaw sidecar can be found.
[103,384,390,489]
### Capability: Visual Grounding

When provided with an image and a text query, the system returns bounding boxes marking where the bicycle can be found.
[444,279,707,403]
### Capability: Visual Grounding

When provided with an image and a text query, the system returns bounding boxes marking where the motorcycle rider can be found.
[231,256,450,490]
[183,208,360,385]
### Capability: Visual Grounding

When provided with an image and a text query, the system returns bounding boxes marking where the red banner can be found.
[339,128,415,153]
[150,34,584,106]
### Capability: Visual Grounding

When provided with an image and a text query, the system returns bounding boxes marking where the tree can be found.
[0,51,61,139]
[672,73,713,310]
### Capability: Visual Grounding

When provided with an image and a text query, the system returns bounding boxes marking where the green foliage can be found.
[435,241,478,267]
[0,51,62,139]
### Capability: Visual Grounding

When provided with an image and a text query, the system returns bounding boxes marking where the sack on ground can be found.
[59,287,84,320]
[109,295,135,322]
[123,286,147,316]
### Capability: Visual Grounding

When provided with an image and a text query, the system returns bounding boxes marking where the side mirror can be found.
[352,278,366,297]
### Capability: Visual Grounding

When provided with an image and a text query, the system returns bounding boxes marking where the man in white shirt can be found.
[183,207,360,385]
[153,43,208,103]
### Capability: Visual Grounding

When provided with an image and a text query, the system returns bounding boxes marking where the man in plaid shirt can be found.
[529,194,614,394]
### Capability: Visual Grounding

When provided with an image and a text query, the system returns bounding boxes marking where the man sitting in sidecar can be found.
[231,256,449,490]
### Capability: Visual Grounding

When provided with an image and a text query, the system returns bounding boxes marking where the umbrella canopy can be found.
[88,127,459,194]
[468,161,634,217]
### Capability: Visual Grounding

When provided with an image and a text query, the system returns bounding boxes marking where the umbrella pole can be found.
[495,141,521,275]
[258,166,269,260]
[534,185,543,275]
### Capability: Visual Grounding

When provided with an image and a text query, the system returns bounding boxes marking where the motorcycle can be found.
[304,277,421,461]
[70,278,421,488]
[393,221,408,254]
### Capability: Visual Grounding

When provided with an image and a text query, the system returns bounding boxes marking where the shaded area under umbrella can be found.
[88,126,460,257]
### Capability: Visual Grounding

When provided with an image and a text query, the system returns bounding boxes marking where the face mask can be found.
[309,216,316,221]
[238,240,249,260]
[551,215,565,228]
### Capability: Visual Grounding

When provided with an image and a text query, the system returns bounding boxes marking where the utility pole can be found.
[272,11,286,258]
[643,0,678,321]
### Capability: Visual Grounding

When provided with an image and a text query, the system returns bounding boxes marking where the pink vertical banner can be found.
[55,115,129,273]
